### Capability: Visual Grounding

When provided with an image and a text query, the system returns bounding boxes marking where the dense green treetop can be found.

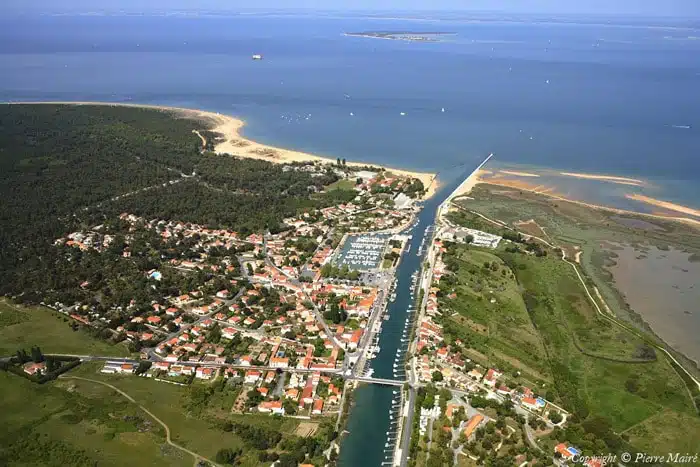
[0,104,355,303]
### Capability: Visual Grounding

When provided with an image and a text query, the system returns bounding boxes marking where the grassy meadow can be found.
[442,188,700,456]
[0,299,129,357]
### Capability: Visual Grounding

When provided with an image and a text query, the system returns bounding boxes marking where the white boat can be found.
[400,112,406,116]
[252,54,263,60]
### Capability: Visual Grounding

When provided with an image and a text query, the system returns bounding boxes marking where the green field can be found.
[0,300,129,357]
[0,296,336,466]
[626,409,700,454]
[68,363,336,466]
[506,252,695,423]
[438,246,552,385]
[0,369,189,467]
[442,216,700,455]
[325,178,357,192]
[453,185,700,378]
[1,361,336,466]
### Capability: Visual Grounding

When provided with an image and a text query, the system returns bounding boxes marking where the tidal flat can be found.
[604,243,700,364]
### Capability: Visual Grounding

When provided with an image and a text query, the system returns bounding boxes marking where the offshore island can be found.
[344,31,456,42]
[1,103,699,467]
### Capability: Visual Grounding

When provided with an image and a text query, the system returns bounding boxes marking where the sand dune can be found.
[625,193,700,218]
[559,171,646,187]
[3,101,438,199]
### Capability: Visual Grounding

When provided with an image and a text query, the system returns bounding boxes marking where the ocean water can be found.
[1,12,700,213]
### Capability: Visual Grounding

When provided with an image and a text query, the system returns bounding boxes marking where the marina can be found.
[337,234,389,270]
[340,167,471,467]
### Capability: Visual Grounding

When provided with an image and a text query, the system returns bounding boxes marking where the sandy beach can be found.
[559,171,646,187]
[204,111,439,199]
[4,101,439,199]
[449,169,489,198]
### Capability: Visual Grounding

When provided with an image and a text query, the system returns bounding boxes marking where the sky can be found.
[4,0,700,17]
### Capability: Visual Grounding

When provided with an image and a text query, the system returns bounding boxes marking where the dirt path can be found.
[60,375,219,466]
[523,421,544,453]
[592,286,613,316]
[562,259,700,402]
[192,130,207,151]
[0,298,27,313]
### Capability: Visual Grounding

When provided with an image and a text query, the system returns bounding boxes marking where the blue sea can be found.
[1,11,699,214]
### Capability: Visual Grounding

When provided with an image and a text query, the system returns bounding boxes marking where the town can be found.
[5,156,661,467]
[41,162,425,421]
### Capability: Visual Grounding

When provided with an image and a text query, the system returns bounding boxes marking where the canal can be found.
[339,165,473,467]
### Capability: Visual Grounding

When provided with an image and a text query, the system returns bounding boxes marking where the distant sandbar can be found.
[466,171,700,228]
[499,170,541,178]
[625,193,700,219]
[559,171,646,187]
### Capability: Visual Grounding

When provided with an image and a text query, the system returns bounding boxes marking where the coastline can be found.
[202,110,439,199]
[457,170,700,228]
[2,101,439,200]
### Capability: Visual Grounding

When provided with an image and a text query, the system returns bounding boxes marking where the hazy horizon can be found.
[4,0,700,18]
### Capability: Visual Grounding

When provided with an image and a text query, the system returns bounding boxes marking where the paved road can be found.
[272,371,286,398]
[60,375,219,466]
[398,387,417,467]
[346,281,391,374]
[44,354,343,375]
[144,286,247,362]
[348,376,406,387]
[425,416,434,464]
[260,232,347,351]
[523,417,544,453]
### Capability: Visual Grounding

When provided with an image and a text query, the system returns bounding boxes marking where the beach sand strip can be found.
[3,101,439,199]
